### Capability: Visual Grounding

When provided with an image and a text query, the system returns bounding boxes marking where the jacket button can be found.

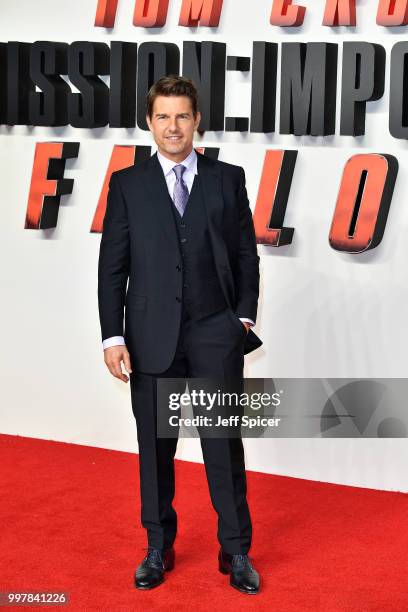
[176,297,181,302]
[180,238,187,243]
[176,265,181,271]
[180,223,186,228]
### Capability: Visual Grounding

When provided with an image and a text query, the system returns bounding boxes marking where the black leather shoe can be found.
[218,549,260,594]
[134,547,175,590]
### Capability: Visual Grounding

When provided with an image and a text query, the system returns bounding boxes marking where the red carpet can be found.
[0,434,407,611]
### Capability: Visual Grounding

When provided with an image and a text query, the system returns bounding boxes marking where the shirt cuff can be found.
[102,336,125,350]
[239,318,255,327]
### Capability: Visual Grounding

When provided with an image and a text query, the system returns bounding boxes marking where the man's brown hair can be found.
[146,75,199,120]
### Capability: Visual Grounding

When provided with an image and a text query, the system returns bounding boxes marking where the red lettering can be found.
[323,0,356,26]
[133,0,170,27]
[179,0,223,26]
[253,150,296,246]
[25,142,79,230]
[270,0,306,26]
[377,0,408,26]
[329,154,398,252]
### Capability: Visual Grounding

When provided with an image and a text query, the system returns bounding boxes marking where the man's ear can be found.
[195,111,201,129]
[146,115,152,130]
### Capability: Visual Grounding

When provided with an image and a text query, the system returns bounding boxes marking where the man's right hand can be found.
[103,345,133,383]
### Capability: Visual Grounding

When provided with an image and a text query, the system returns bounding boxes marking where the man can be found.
[98,75,263,594]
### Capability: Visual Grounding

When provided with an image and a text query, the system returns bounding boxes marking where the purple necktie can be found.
[172,164,189,217]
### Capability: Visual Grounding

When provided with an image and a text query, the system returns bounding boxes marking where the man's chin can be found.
[161,143,189,156]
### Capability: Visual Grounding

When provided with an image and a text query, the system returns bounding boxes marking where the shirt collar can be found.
[156,147,198,177]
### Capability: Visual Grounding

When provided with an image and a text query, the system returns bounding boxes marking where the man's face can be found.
[146,95,201,162]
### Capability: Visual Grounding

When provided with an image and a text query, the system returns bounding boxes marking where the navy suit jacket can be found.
[98,151,262,373]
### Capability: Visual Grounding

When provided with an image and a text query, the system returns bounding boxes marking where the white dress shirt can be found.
[102,148,254,350]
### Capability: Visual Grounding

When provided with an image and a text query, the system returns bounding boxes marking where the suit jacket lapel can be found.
[142,151,179,249]
[196,150,224,231]
[197,152,235,307]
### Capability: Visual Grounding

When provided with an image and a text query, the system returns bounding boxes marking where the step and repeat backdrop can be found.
[1,0,407,491]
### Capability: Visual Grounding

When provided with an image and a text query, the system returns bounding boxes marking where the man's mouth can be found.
[166,136,182,140]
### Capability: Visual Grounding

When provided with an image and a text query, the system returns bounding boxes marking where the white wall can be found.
[1,0,407,492]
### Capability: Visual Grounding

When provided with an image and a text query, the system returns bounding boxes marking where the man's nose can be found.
[168,118,178,131]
